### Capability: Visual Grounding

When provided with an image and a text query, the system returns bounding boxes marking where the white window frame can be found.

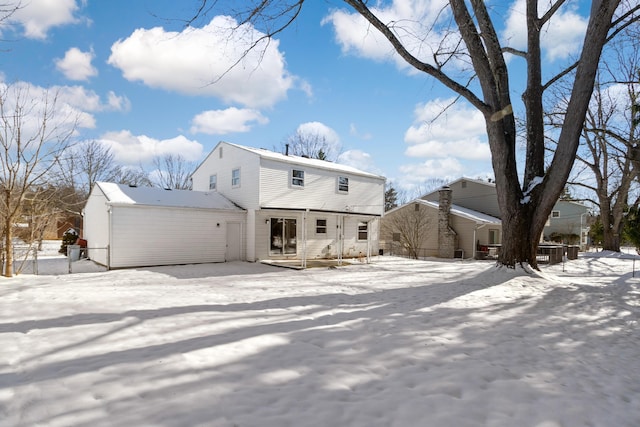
[291,169,305,187]
[357,222,368,241]
[209,174,217,191]
[231,168,241,188]
[338,176,349,193]
[316,219,327,235]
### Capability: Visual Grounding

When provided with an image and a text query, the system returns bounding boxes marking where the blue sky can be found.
[0,0,591,195]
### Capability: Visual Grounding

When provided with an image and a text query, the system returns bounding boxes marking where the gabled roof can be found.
[421,176,496,199]
[553,199,590,210]
[387,199,501,225]
[202,141,385,180]
[94,182,244,211]
[419,200,501,224]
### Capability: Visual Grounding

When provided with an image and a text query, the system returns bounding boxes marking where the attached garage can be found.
[83,182,246,269]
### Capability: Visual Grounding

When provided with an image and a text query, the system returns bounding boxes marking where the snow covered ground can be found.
[1,244,639,427]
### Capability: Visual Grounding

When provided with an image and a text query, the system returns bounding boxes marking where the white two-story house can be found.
[190,141,386,264]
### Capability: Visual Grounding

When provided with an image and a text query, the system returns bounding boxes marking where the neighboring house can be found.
[83,182,245,269]
[421,177,590,251]
[190,141,386,264]
[422,177,501,217]
[381,186,502,259]
[545,200,590,246]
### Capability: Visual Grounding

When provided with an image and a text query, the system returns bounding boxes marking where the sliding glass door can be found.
[269,218,297,255]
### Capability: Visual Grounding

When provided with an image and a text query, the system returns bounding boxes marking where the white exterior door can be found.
[226,222,242,261]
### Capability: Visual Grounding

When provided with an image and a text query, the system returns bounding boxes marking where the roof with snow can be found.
[206,141,386,180]
[387,199,501,224]
[94,182,244,211]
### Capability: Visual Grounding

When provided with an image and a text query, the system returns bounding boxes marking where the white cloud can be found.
[55,47,97,81]
[4,0,82,39]
[55,85,130,113]
[399,157,465,184]
[0,80,95,136]
[349,123,373,140]
[337,149,382,175]
[190,108,269,135]
[405,138,490,160]
[296,121,341,144]
[322,0,454,72]
[292,121,342,159]
[106,91,132,112]
[502,0,588,61]
[108,15,298,108]
[404,98,490,160]
[98,131,204,165]
[325,0,588,68]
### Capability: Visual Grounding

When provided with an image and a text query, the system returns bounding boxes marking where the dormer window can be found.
[292,169,304,187]
[338,176,349,193]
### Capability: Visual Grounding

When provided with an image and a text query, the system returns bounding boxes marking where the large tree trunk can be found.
[602,228,622,252]
[601,209,624,252]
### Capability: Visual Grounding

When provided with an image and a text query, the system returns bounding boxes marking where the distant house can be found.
[83,182,245,269]
[381,186,501,259]
[190,141,386,264]
[422,177,502,218]
[418,177,590,254]
[84,142,386,269]
[545,200,590,245]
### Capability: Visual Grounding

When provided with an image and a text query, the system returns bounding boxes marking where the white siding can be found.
[423,179,501,218]
[82,187,111,266]
[253,211,379,260]
[259,159,384,215]
[109,205,245,268]
[191,143,261,210]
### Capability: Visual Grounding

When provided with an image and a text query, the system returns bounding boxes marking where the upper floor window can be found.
[551,211,560,218]
[357,222,368,241]
[316,219,327,234]
[231,168,240,188]
[219,146,223,158]
[209,174,217,191]
[338,176,349,193]
[292,169,305,187]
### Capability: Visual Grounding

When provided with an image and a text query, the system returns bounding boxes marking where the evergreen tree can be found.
[385,185,398,212]
[624,206,640,250]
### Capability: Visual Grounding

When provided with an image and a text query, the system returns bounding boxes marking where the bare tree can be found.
[0,84,77,277]
[187,0,639,268]
[281,129,339,161]
[150,154,194,190]
[566,33,640,252]
[381,201,433,259]
[109,166,152,188]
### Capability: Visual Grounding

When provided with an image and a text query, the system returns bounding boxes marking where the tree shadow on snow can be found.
[4,259,639,427]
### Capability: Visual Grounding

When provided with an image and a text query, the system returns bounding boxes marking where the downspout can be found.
[302,209,308,269]
[108,205,113,270]
[366,219,371,263]
[337,215,343,266]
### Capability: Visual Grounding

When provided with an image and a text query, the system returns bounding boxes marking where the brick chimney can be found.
[438,186,456,258]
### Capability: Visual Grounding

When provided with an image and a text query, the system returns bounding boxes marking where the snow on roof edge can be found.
[95,182,244,211]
